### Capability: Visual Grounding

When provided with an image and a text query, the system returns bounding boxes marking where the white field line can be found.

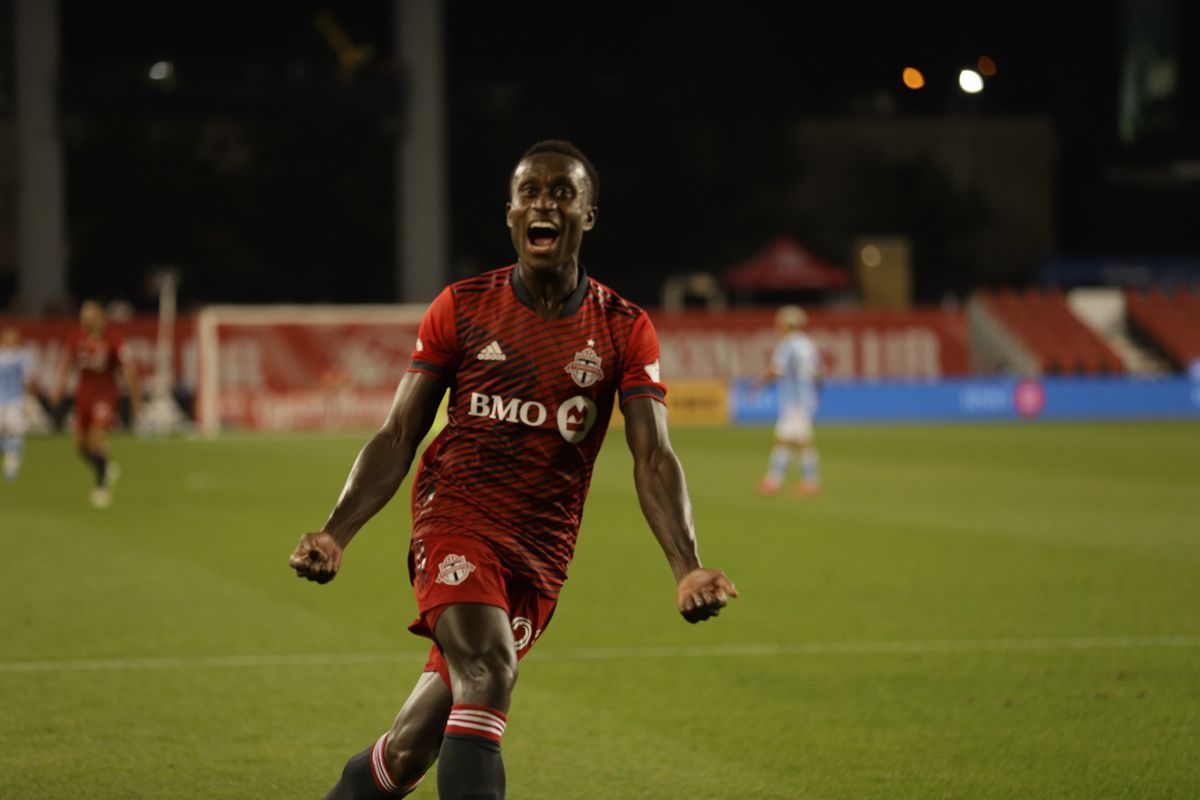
[2,635,1199,674]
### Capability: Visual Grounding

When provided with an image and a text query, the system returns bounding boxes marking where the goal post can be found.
[195,304,428,437]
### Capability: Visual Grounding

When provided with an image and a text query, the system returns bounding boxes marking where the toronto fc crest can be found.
[565,342,604,388]
[435,554,476,586]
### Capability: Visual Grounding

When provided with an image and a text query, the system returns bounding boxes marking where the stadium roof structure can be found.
[722,236,851,292]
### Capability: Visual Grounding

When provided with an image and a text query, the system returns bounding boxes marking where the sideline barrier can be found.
[615,380,728,428]
[9,313,1196,431]
[731,377,1200,425]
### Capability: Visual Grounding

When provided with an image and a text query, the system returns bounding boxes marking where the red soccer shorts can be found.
[74,389,119,433]
[407,533,557,687]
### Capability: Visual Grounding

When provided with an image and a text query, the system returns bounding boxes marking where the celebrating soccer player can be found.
[50,300,141,508]
[289,140,738,800]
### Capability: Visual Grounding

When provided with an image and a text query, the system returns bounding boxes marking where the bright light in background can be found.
[148,61,174,81]
[958,69,984,94]
[860,244,882,268]
[977,55,997,77]
[902,67,925,90]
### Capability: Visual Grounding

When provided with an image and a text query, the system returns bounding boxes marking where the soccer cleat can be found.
[90,487,112,508]
[793,480,821,497]
[756,477,782,496]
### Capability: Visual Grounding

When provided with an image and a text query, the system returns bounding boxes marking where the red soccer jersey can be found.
[407,265,667,597]
[67,330,127,397]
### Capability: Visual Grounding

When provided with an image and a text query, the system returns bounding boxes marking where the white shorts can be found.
[0,400,26,437]
[775,407,814,444]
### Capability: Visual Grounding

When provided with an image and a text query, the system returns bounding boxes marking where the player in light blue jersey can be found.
[758,306,822,496]
[0,326,33,481]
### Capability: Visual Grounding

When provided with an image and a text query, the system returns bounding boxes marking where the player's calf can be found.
[323,734,426,799]
[74,441,107,487]
[2,436,20,481]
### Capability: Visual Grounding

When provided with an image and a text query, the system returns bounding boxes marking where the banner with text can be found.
[650,309,969,381]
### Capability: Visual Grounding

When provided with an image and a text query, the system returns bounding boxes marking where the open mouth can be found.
[527,221,560,252]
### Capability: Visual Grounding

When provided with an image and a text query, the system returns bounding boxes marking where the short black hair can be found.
[513,139,599,205]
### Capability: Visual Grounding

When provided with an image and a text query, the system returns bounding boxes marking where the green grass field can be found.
[2,421,1199,799]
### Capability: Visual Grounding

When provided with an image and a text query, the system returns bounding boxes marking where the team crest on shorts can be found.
[565,343,604,388]
[435,554,476,586]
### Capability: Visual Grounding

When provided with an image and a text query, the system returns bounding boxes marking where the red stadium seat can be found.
[979,288,1126,376]
[1125,287,1200,370]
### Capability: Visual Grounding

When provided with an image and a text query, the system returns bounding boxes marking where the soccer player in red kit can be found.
[289,141,737,800]
[51,300,141,508]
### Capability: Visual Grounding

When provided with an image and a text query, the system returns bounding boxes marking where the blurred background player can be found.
[758,305,822,496]
[0,326,33,482]
[50,300,141,507]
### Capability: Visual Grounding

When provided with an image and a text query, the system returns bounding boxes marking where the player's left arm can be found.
[624,397,738,623]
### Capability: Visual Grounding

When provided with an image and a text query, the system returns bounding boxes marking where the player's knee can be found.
[451,647,519,698]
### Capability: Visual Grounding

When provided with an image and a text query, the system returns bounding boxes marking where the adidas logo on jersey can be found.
[476,341,506,361]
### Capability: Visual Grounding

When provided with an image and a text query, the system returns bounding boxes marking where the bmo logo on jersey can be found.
[468,392,548,426]
[468,392,598,444]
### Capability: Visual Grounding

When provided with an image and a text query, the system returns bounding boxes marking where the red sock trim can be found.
[444,703,507,743]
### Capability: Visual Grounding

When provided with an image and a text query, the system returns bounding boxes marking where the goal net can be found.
[195,305,427,436]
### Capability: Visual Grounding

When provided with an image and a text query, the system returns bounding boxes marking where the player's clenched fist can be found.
[289,532,344,584]
[676,567,738,623]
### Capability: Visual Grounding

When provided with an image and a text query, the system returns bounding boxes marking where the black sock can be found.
[437,734,505,800]
[78,449,106,486]
[323,746,391,800]
[90,453,107,487]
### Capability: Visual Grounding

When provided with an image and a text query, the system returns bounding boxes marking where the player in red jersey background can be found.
[50,300,141,508]
[290,141,737,800]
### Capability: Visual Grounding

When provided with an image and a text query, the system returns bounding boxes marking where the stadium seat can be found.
[979,288,1126,377]
[1126,287,1200,370]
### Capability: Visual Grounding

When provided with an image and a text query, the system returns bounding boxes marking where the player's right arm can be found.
[289,371,445,584]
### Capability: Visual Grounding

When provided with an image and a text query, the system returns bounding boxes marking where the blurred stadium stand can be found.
[1125,287,1200,372]
[970,288,1125,376]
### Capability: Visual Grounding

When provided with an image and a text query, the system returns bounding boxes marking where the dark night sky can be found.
[53,1,1196,308]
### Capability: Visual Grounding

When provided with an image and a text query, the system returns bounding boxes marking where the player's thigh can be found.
[70,421,86,448]
[775,408,813,446]
[92,398,117,431]
[434,604,519,706]
[434,604,517,665]
[71,399,89,446]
